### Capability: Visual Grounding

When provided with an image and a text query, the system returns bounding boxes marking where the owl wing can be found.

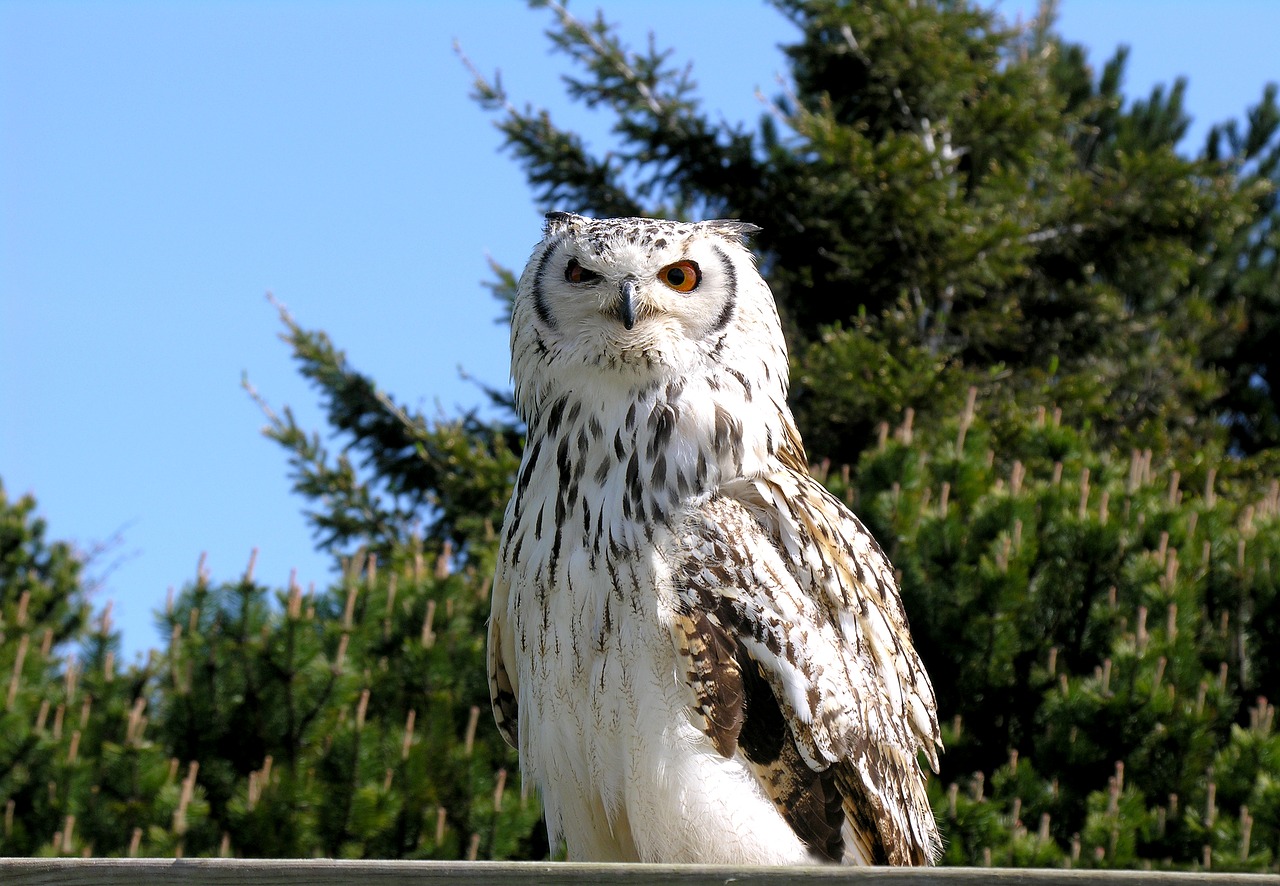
[488,567,519,749]
[673,468,941,865]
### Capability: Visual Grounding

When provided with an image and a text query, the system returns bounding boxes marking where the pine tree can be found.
[0,481,542,859]
[1,481,177,857]
[0,480,89,652]
[143,544,539,859]
[469,0,1278,468]
[842,393,1279,869]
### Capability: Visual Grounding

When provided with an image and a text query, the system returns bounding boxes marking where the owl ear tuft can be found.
[544,211,584,237]
[704,219,762,243]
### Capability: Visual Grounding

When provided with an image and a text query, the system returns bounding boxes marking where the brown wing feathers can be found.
[738,650,847,862]
[674,606,744,758]
[675,488,940,865]
[675,590,847,862]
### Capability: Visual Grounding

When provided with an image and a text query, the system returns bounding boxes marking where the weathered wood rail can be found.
[0,859,1277,885]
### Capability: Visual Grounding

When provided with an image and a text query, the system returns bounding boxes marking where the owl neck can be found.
[521,371,794,522]
[499,371,799,596]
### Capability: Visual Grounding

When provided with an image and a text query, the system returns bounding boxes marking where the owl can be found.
[489,212,941,865]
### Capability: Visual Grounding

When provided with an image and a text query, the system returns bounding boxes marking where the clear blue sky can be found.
[3,1,1277,661]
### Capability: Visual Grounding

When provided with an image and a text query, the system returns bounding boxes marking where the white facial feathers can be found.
[509,213,785,423]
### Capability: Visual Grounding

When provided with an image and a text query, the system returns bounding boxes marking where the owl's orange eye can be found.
[565,258,601,285]
[658,261,700,293]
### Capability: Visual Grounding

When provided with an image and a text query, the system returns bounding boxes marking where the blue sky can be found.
[3,1,1277,660]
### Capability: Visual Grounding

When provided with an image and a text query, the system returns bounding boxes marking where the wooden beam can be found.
[0,859,1274,886]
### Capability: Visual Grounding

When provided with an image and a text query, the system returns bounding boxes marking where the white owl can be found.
[489,212,941,865]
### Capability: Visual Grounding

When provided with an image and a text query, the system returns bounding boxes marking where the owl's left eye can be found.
[565,259,601,285]
[658,261,701,293]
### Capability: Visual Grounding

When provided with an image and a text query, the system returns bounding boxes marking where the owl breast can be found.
[494,380,815,863]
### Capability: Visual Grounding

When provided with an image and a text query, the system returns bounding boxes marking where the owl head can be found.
[510,212,788,419]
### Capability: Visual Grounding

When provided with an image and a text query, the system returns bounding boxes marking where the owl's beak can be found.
[617,278,637,330]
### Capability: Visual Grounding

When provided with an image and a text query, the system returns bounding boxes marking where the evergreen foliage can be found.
[0,480,90,652]
[2,0,1278,870]
[845,396,1279,870]
[0,504,537,858]
[472,0,1279,467]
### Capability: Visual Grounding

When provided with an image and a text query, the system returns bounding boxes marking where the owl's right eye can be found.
[565,259,601,285]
